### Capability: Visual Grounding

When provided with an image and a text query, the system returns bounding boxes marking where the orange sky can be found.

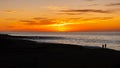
[0,0,120,32]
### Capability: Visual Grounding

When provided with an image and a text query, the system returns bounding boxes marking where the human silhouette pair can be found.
[102,44,107,48]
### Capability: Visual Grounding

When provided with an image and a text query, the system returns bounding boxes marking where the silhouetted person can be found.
[102,44,104,48]
[105,44,107,48]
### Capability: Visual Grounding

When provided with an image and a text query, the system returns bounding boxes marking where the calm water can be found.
[1,32,120,50]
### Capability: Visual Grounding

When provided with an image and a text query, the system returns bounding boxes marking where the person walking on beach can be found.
[104,44,107,48]
[102,44,104,48]
[102,44,107,48]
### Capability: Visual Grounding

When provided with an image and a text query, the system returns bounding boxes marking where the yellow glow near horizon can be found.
[55,26,68,32]
[46,21,70,32]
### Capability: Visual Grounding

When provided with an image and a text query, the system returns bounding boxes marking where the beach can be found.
[0,34,120,68]
[2,32,120,50]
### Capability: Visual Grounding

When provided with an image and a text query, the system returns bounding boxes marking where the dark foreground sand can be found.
[0,34,120,68]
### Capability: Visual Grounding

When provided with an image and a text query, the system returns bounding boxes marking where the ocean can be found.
[1,32,120,50]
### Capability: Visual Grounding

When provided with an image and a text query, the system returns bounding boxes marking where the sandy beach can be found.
[0,34,120,68]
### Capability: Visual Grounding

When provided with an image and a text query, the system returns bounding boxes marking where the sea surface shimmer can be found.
[1,32,120,50]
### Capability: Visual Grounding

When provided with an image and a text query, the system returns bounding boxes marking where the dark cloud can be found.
[33,17,47,20]
[98,17,113,20]
[1,10,17,13]
[27,20,56,25]
[58,12,81,15]
[106,3,120,6]
[81,17,113,21]
[66,17,113,21]
[60,9,110,13]
[32,17,55,21]
[20,19,57,25]
[20,20,35,23]
[68,18,81,19]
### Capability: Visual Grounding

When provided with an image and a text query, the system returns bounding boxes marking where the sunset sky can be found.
[0,0,120,32]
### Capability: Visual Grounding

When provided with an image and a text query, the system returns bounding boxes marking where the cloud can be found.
[106,3,120,6]
[20,19,57,25]
[33,17,47,20]
[81,17,113,21]
[2,10,17,13]
[58,12,81,15]
[60,9,111,13]
[29,20,56,25]
[64,17,113,22]
[20,20,35,23]
[32,17,55,21]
